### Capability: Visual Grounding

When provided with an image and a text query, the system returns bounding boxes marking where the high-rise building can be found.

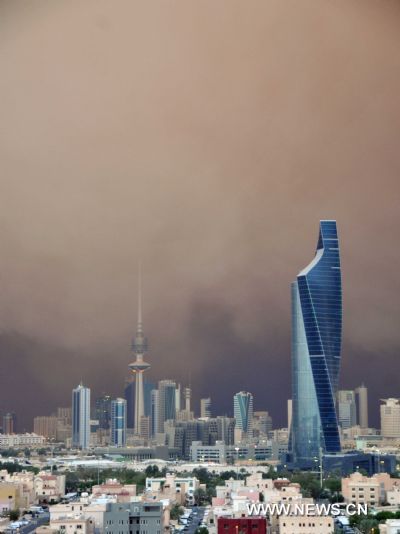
[57,407,72,423]
[337,390,357,429]
[72,383,91,449]
[139,416,150,441]
[200,398,212,418]
[218,517,267,534]
[56,407,72,443]
[216,416,235,445]
[95,395,112,430]
[165,419,219,460]
[144,381,155,418]
[380,398,400,438]
[253,411,273,436]
[128,269,151,436]
[287,399,293,431]
[124,379,135,429]
[151,389,159,436]
[158,380,177,432]
[175,384,182,413]
[291,220,342,464]
[177,387,194,421]
[2,413,16,434]
[233,391,254,440]
[33,416,58,440]
[103,501,163,534]
[356,384,369,429]
[184,387,192,413]
[111,398,127,447]
[124,379,155,430]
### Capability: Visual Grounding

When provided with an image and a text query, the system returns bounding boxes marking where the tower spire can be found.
[137,262,143,334]
[132,263,148,356]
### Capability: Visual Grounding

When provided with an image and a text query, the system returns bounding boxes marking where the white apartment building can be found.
[0,433,46,448]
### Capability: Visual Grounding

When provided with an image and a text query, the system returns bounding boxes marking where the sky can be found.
[1,1,400,430]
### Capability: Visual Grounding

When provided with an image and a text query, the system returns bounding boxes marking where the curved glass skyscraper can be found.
[291,220,342,464]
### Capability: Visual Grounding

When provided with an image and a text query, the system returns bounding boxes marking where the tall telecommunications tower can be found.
[128,267,150,436]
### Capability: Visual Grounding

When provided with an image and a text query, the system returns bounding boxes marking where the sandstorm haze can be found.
[0,1,400,429]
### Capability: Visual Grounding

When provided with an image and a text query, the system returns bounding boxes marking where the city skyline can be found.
[0,223,396,431]
[1,1,400,430]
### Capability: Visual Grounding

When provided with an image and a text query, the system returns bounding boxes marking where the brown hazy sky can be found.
[1,1,400,429]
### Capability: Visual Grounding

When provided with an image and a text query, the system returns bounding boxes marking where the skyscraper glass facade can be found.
[111,398,127,446]
[72,384,91,449]
[337,390,357,429]
[291,220,342,463]
[95,394,111,430]
[233,391,254,434]
[151,389,159,436]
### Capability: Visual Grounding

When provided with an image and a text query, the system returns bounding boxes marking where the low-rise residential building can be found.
[279,515,333,534]
[0,469,35,509]
[34,473,66,503]
[380,519,400,534]
[51,496,165,534]
[245,472,274,492]
[0,469,66,508]
[387,485,400,507]
[145,474,202,506]
[341,472,399,507]
[50,500,110,532]
[0,482,25,512]
[35,527,58,534]
[217,516,267,533]
[103,501,163,534]
[190,441,287,463]
[91,479,136,502]
[50,515,95,533]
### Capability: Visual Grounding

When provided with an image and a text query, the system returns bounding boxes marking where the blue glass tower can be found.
[291,220,342,464]
[233,391,254,435]
[111,398,127,447]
